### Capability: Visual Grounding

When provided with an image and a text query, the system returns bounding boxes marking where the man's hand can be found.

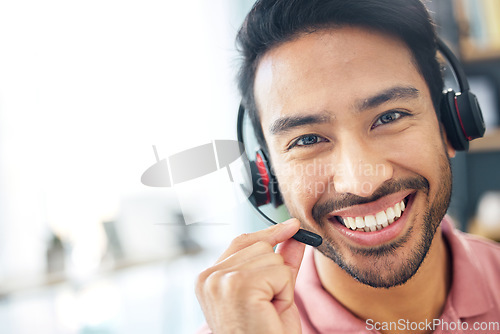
[195,218,306,334]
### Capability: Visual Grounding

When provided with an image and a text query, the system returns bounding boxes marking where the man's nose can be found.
[332,138,393,197]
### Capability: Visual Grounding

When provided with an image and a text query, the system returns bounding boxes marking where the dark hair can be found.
[236,0,443,150]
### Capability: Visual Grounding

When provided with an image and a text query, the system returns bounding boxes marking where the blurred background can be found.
[0,0,498,333]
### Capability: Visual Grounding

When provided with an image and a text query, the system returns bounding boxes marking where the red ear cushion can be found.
[454,96,473,141]
[441,90,468,151]
[255,152,271,203]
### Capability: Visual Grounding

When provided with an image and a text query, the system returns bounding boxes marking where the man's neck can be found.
[314,227,451,334]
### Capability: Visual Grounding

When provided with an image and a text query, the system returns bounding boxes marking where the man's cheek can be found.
[281,178,328,218]
[279,163,326,191]
[304,180,333,199]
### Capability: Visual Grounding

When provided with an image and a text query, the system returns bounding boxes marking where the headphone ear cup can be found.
[440,89,469,151]
[250,150,283,208]
[456,91,486,141]
[249,159,270,206]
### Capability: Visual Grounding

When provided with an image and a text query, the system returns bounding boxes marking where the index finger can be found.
[216,218,301,263]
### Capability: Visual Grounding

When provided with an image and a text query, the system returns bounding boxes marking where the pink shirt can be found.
[197,217,500,333]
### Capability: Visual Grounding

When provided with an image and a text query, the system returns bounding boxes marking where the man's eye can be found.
[372,111,407,128]
[289,134,328,149]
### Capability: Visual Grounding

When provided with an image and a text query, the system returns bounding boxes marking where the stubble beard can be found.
[314,154,452,289]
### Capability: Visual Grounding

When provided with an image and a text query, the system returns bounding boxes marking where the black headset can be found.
[237,38,485,247]
[437,39,485,151]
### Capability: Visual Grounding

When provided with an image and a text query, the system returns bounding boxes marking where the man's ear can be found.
[440,123,456,158]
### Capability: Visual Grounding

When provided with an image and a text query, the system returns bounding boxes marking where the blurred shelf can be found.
[469,128,500,152]
[461,44,500,62]
[455,0,500,62]
[468,218,500,242]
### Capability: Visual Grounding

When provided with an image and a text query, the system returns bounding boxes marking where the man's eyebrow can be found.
[268,86,418,136]
[357,86,420,111]
[269,113,331,135]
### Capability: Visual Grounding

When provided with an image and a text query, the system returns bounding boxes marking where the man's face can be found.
[253,27,455,288]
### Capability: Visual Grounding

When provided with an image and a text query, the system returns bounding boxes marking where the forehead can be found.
[253,27,426,123]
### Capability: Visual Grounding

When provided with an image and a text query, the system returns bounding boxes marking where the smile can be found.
[336,196,410,232]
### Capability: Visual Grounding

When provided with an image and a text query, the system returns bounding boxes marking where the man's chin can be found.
[319,229,428,288]
[337,250,422,288]
[317,214,437,289]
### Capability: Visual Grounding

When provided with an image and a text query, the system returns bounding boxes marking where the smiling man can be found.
[195,1,500,333]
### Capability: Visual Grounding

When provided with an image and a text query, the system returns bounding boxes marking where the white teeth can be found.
[346,217,357,230]
[337,197,408,232]
[394,203,401,218]
[375,211,389,227]
[386,207,395,223]
[355,217,365,228]
[365,215,376,227]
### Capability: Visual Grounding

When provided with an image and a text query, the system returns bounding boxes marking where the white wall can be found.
[0,0,251,282]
